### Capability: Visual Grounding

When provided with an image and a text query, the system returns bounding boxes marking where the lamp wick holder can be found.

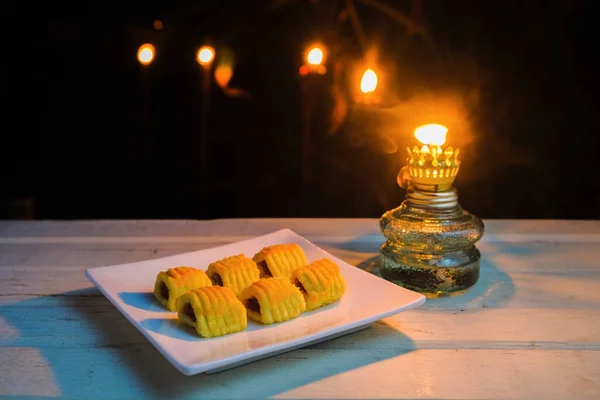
[379,165,484,296]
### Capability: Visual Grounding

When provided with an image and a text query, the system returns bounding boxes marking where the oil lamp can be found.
[379,124,484,296]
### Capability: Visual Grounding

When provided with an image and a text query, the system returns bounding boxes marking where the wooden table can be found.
[1,219,599,399]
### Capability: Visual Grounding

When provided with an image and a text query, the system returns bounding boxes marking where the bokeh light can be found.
[360,69,378,93]
[137,43,155,66]
[306,47,324,66]
[197,46,215,66]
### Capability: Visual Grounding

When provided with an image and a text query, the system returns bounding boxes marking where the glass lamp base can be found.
[379,185,484,297]
[380,243,481,296]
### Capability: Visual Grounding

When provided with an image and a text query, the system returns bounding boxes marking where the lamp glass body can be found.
[379,168,484,296]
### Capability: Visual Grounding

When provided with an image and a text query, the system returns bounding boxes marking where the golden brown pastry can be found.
[206,254,260,296]
[153,266,212,311]
[252,244,308,280]
[239,277,306,324]
[177,286,247,338]
[290,258,346,311]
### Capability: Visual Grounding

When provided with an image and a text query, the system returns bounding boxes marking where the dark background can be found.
[3,0,599,220]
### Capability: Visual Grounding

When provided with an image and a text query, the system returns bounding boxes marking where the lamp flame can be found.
[414,124,448,146]
[360,69,377,93]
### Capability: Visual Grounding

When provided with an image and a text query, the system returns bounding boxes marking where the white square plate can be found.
[85,229,426,376]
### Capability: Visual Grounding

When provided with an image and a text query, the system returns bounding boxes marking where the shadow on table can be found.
[140,318,201,342]
[355,255,516,310]
[119,292,165,312]
[330,234,517,310]
[0,287,416,399]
